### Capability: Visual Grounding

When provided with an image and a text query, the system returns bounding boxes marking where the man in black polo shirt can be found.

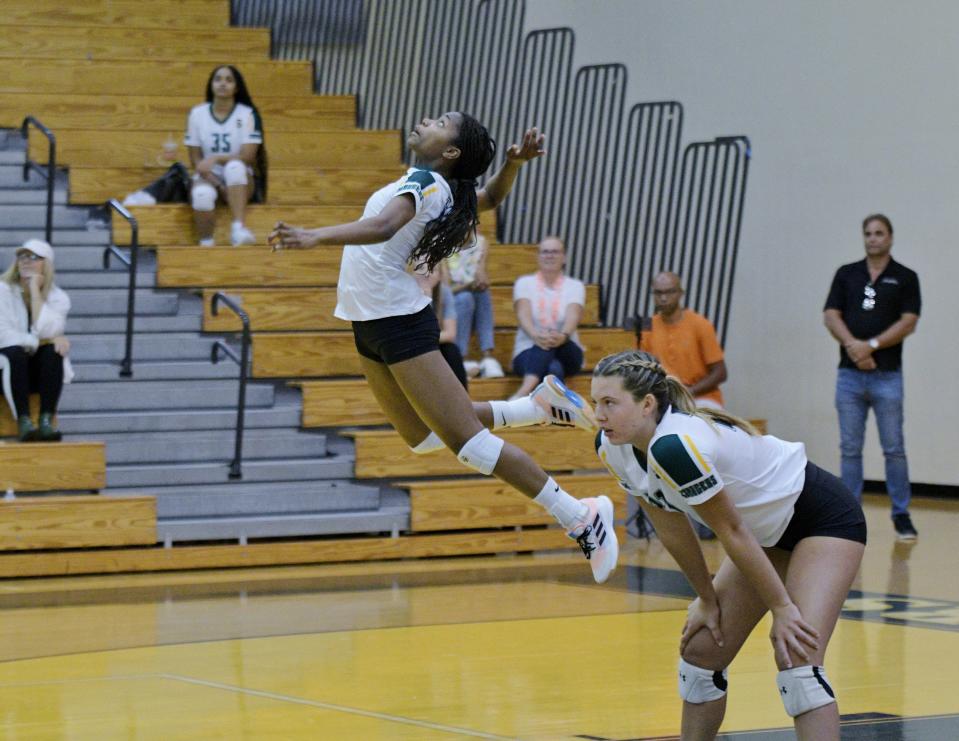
[823,213,921,541]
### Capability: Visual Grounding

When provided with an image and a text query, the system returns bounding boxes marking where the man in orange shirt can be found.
[639,271,727,408]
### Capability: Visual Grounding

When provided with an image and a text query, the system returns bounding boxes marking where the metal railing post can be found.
[210,292,251,480]
[101,199,139,377]
[20,116,56,244]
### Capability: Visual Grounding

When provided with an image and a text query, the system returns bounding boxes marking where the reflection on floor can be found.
[0,493,955,739]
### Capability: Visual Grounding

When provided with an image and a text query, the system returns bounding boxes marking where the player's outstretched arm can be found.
[477,126,546,212]
[270,195,416,250]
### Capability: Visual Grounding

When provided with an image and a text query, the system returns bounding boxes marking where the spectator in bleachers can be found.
[638,271,727,409]
[447,234,503,378]
[509,236,585,398]
[185,65,265,246]
[415,266,469,389]
[0,240,72,442]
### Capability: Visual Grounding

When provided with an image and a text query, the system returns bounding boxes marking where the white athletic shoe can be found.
[231,224,256,246]
[569,496,619,584]
[479,356,504,378]
[531,374,598,431]
[198,237,215,247]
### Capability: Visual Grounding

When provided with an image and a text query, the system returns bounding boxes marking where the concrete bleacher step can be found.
[0,187,67,205]
[107,480,383,518]
[107,455,355,488]
[0,244,153,272]
[0,228,107,246]
[69,289,178,316]
[66,332,213,362]
[59,379,273,412]
[0,203,89,227]
[156,506,410,545]
[69,313,202,333]
[54,269,156,290]
[58,404,301,435]
[98,428,327,465]
[70,360,239,383]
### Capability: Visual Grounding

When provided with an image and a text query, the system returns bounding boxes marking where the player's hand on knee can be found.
[681,596,725,653]
[770,602,820,669]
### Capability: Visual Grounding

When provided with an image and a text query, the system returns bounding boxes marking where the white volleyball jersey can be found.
[334,168,453,322]
[184,102,262,159]
[596,409,807,546]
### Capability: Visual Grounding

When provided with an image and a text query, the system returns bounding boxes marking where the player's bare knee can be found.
[456,429,504,475]
[681,634,727,673]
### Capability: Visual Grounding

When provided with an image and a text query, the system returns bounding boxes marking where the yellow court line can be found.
[161,673,518,740]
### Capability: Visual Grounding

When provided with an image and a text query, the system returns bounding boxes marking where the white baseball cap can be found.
[18,238,54,262]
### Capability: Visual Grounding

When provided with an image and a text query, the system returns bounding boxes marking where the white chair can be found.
[0,354,16,420]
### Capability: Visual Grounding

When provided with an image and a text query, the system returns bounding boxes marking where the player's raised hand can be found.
[269,221,314,251]
[505,127,546,163]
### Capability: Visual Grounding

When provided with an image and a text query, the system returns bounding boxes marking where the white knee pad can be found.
[410,431,445,454]
[456,429,504,475]
[223,159,249,186]
[678,658,728,704]
[776,665,836,717]
[191,182,217,211]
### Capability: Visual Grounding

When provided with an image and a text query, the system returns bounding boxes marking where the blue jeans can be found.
[835,367,911,515]
[513,342,584,382]
[453,289,495,356]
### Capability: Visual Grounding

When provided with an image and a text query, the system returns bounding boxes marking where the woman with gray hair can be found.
[0,239,72,441]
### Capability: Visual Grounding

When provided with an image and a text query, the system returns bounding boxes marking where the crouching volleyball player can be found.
[589,351,865,740]
[270,112,618,582]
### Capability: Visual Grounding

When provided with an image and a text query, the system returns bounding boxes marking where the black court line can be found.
[576,711,959,740]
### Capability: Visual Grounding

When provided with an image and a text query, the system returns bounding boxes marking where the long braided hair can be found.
[593,350,758,435]
[410,113,496,272]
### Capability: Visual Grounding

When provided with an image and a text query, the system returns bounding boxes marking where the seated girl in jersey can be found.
[185,65,266,246]
[270,114,619,584]
[588,350,865,740]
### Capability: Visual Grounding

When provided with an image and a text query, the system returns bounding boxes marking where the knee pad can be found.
[776,665,836,717]
[456,428,504,475]
[191,182,217,211]
[410,431,444,454]
[678,658,728,704]
[223,159,249,186]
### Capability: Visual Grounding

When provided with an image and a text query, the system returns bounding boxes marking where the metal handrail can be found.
[101,199,139,377]
[210,292,251,480]
[20,116,56,244]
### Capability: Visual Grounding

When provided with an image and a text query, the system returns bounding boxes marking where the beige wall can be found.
[525,0,955,485]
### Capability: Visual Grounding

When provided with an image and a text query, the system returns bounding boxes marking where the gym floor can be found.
[0,492,956,740]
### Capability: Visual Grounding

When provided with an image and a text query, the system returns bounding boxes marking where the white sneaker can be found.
[479,356,504,378]
[569,496,619,584]
[121,190,156,207]
[231,224,256,246]
[531,374,597,431]
[198,237,215,247]
[463,360,481,378]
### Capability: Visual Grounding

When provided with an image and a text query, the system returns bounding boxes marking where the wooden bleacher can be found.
[0,496,155,550]
[0,0,676,575]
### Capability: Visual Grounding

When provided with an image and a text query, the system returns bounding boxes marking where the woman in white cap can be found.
[0,239,72,441]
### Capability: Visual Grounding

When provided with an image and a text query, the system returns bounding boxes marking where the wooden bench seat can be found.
[0,495,155,550]
[0,442,106,492]
[397,474,624,532]
[0,58,312,97]
[298,376,593,428]
[5,0,229,28]
[347,427,600,478]
[0,25,269,61]
[30,128,401,171]
[201,285,600,332]
[69,166,397,206]
[251,327,633,378]
[157,242,527,288]
[0,93,357,134]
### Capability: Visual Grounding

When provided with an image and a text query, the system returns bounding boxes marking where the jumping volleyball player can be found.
[588,350,865,740]
[269,113,618,582]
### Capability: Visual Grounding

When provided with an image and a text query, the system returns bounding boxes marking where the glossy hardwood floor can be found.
[0,493,956,740]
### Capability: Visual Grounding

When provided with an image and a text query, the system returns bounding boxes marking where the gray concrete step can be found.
[155,506,409,544]
[108,480,381,517]
[0,244,154,272]
[69,314,202,333]
[68,332,214,362]
[107,455,355,488]
[58,404,300,434]
[0,229,108,246]
[59,379,273,411]
[0,187,67,204]
[100,428,327,464]
[54,269,157,289]
[70,360,239,383]
[0,151,26,165]
[69,289,179,317]
[0,204,91,228]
